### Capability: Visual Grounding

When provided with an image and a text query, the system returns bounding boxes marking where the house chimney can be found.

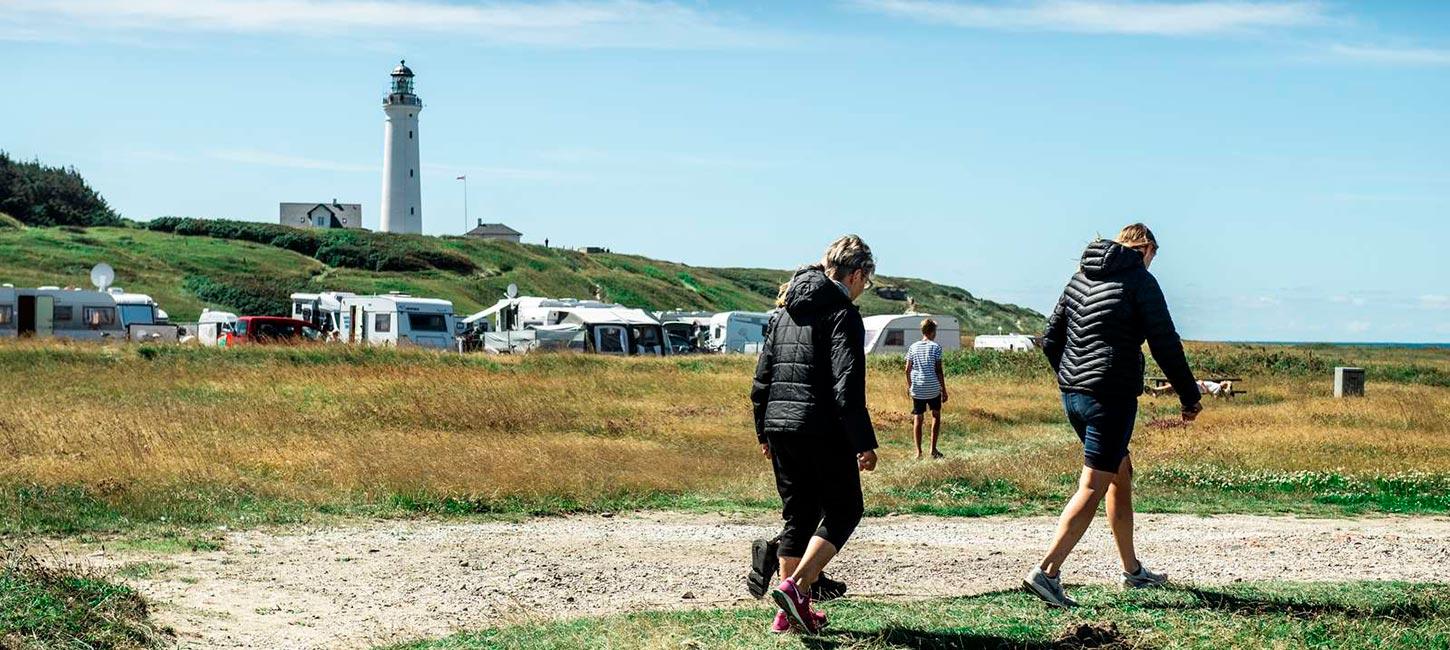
[477,218,483,226]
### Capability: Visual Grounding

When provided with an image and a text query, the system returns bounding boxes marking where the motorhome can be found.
[194,309,239,346]
[707,311,772,353]
[103,288,180,341]
[462,296,668,356]
[973,334,1037,352]
[862,314,962,355]
[289,291,355,334]
[336,293,457,350]
[0,285,127,340]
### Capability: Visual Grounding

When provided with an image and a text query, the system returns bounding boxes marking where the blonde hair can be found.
[920,318,937,336]
[1115,223,1158,254]
[821,234,876,282]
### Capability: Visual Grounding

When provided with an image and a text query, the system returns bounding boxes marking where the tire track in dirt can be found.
[51,512,1450,649]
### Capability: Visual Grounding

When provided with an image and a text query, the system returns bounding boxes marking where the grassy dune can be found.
[0,223,1043,333]
[393,582,1450,650]
[1,341,1445,535]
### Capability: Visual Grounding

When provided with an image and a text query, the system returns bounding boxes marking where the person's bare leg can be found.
[930,410,943,457]
[1039,466,1116,576]
[1106,455,1140,573]
[788,536,838,592]
[913,414,924,458]
[779,556,801,581]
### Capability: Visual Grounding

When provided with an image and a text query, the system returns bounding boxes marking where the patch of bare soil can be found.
[41,512,1450,649]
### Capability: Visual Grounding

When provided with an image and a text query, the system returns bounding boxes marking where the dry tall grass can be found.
[1,341,1445,524]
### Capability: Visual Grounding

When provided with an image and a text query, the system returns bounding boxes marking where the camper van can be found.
[194,309,239,346]
[707,311,772,353]
[103,288,180,341]
[973,334,1037,352]
[0,286,126,340]
[289,291,355,334]
[862,314,962,355]
[336,293,457,350]
[463,296,668,356]
[654,310,713,354]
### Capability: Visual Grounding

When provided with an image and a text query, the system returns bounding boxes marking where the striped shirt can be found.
[906,339,943,399]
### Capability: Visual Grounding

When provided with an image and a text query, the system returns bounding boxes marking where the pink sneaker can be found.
[769,610,791,634]
[768,577,819,633]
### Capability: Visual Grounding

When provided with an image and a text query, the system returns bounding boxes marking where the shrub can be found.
[0,152,122,227]
[146,217,477,274]
[182,274,303,316]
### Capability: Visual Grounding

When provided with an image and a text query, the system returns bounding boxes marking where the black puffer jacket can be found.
[1042,240,1200,407]
[751,266,878,454]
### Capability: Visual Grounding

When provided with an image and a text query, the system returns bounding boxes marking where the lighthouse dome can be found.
[391,60,414,77]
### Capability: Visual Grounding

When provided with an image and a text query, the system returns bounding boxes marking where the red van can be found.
[224,316,321,346]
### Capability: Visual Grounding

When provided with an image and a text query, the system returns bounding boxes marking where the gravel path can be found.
[51,512,1450,649]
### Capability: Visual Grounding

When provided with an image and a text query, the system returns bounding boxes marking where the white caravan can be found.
[0,285,126,340]
[707,311,772,354]
[862,314,962,355]
[973,334,1037,352]
[463,296,667,356]
[336,293,457,350]
[194,309,239,346]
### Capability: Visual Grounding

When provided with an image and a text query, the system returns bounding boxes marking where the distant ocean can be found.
[1223,341,1448,349]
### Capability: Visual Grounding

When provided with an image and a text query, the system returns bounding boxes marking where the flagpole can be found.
[457,174,468,234]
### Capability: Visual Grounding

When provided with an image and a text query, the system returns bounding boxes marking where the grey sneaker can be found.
[1122,563,1168,589]
[1022,567,1077,608]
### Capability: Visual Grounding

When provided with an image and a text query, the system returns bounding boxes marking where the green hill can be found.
[0,221,1044,334]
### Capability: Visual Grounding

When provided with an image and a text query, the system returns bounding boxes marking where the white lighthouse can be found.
[380,60,422,234]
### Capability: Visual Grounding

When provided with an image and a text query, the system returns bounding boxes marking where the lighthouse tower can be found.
[380,60,422,234]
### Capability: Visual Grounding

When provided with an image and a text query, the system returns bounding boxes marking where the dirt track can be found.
[48,512,1450,649]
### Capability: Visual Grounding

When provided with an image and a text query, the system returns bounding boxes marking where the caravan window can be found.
[119,304,154,326]
[54,305,73,322]
[0,305,11,326]
[374,313,392,333]
[408,313,447,332]
[83,307,117,328]
[885,329,905,346]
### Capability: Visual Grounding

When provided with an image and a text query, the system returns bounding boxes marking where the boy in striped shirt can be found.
[906,318,948,459]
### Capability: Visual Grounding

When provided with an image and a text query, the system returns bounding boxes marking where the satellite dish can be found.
[505,283,518,299]
[90,263,115,292]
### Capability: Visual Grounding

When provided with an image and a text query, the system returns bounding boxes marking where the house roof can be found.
[466,223,523,237]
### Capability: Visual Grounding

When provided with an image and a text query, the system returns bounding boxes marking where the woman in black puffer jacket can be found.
[1022,223,1203,609]
[750,235,878,634]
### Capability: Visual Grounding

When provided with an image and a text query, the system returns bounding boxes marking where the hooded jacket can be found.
[751,266,878,454]
[1042,240,1200,406]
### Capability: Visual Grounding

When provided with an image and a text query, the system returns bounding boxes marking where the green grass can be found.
[0,222,1044,333]
[388,581,1450,650]
[0,552,171,649]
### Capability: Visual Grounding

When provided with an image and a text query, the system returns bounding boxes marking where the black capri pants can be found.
[766,431,864,557]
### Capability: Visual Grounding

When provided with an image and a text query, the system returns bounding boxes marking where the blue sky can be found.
[3,1,1447,342]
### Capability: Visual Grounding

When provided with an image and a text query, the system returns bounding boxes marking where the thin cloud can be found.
[209,149,378,173]
[0,0,783,49]
[1329,44,1450,66]
[851,0,1327,36]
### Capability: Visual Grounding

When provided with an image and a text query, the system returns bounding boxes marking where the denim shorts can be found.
[1061,391,1139,473]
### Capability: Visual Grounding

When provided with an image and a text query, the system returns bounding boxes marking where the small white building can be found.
[464,220,523,243]
[862,314,962,355]
[280,201,364,230]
